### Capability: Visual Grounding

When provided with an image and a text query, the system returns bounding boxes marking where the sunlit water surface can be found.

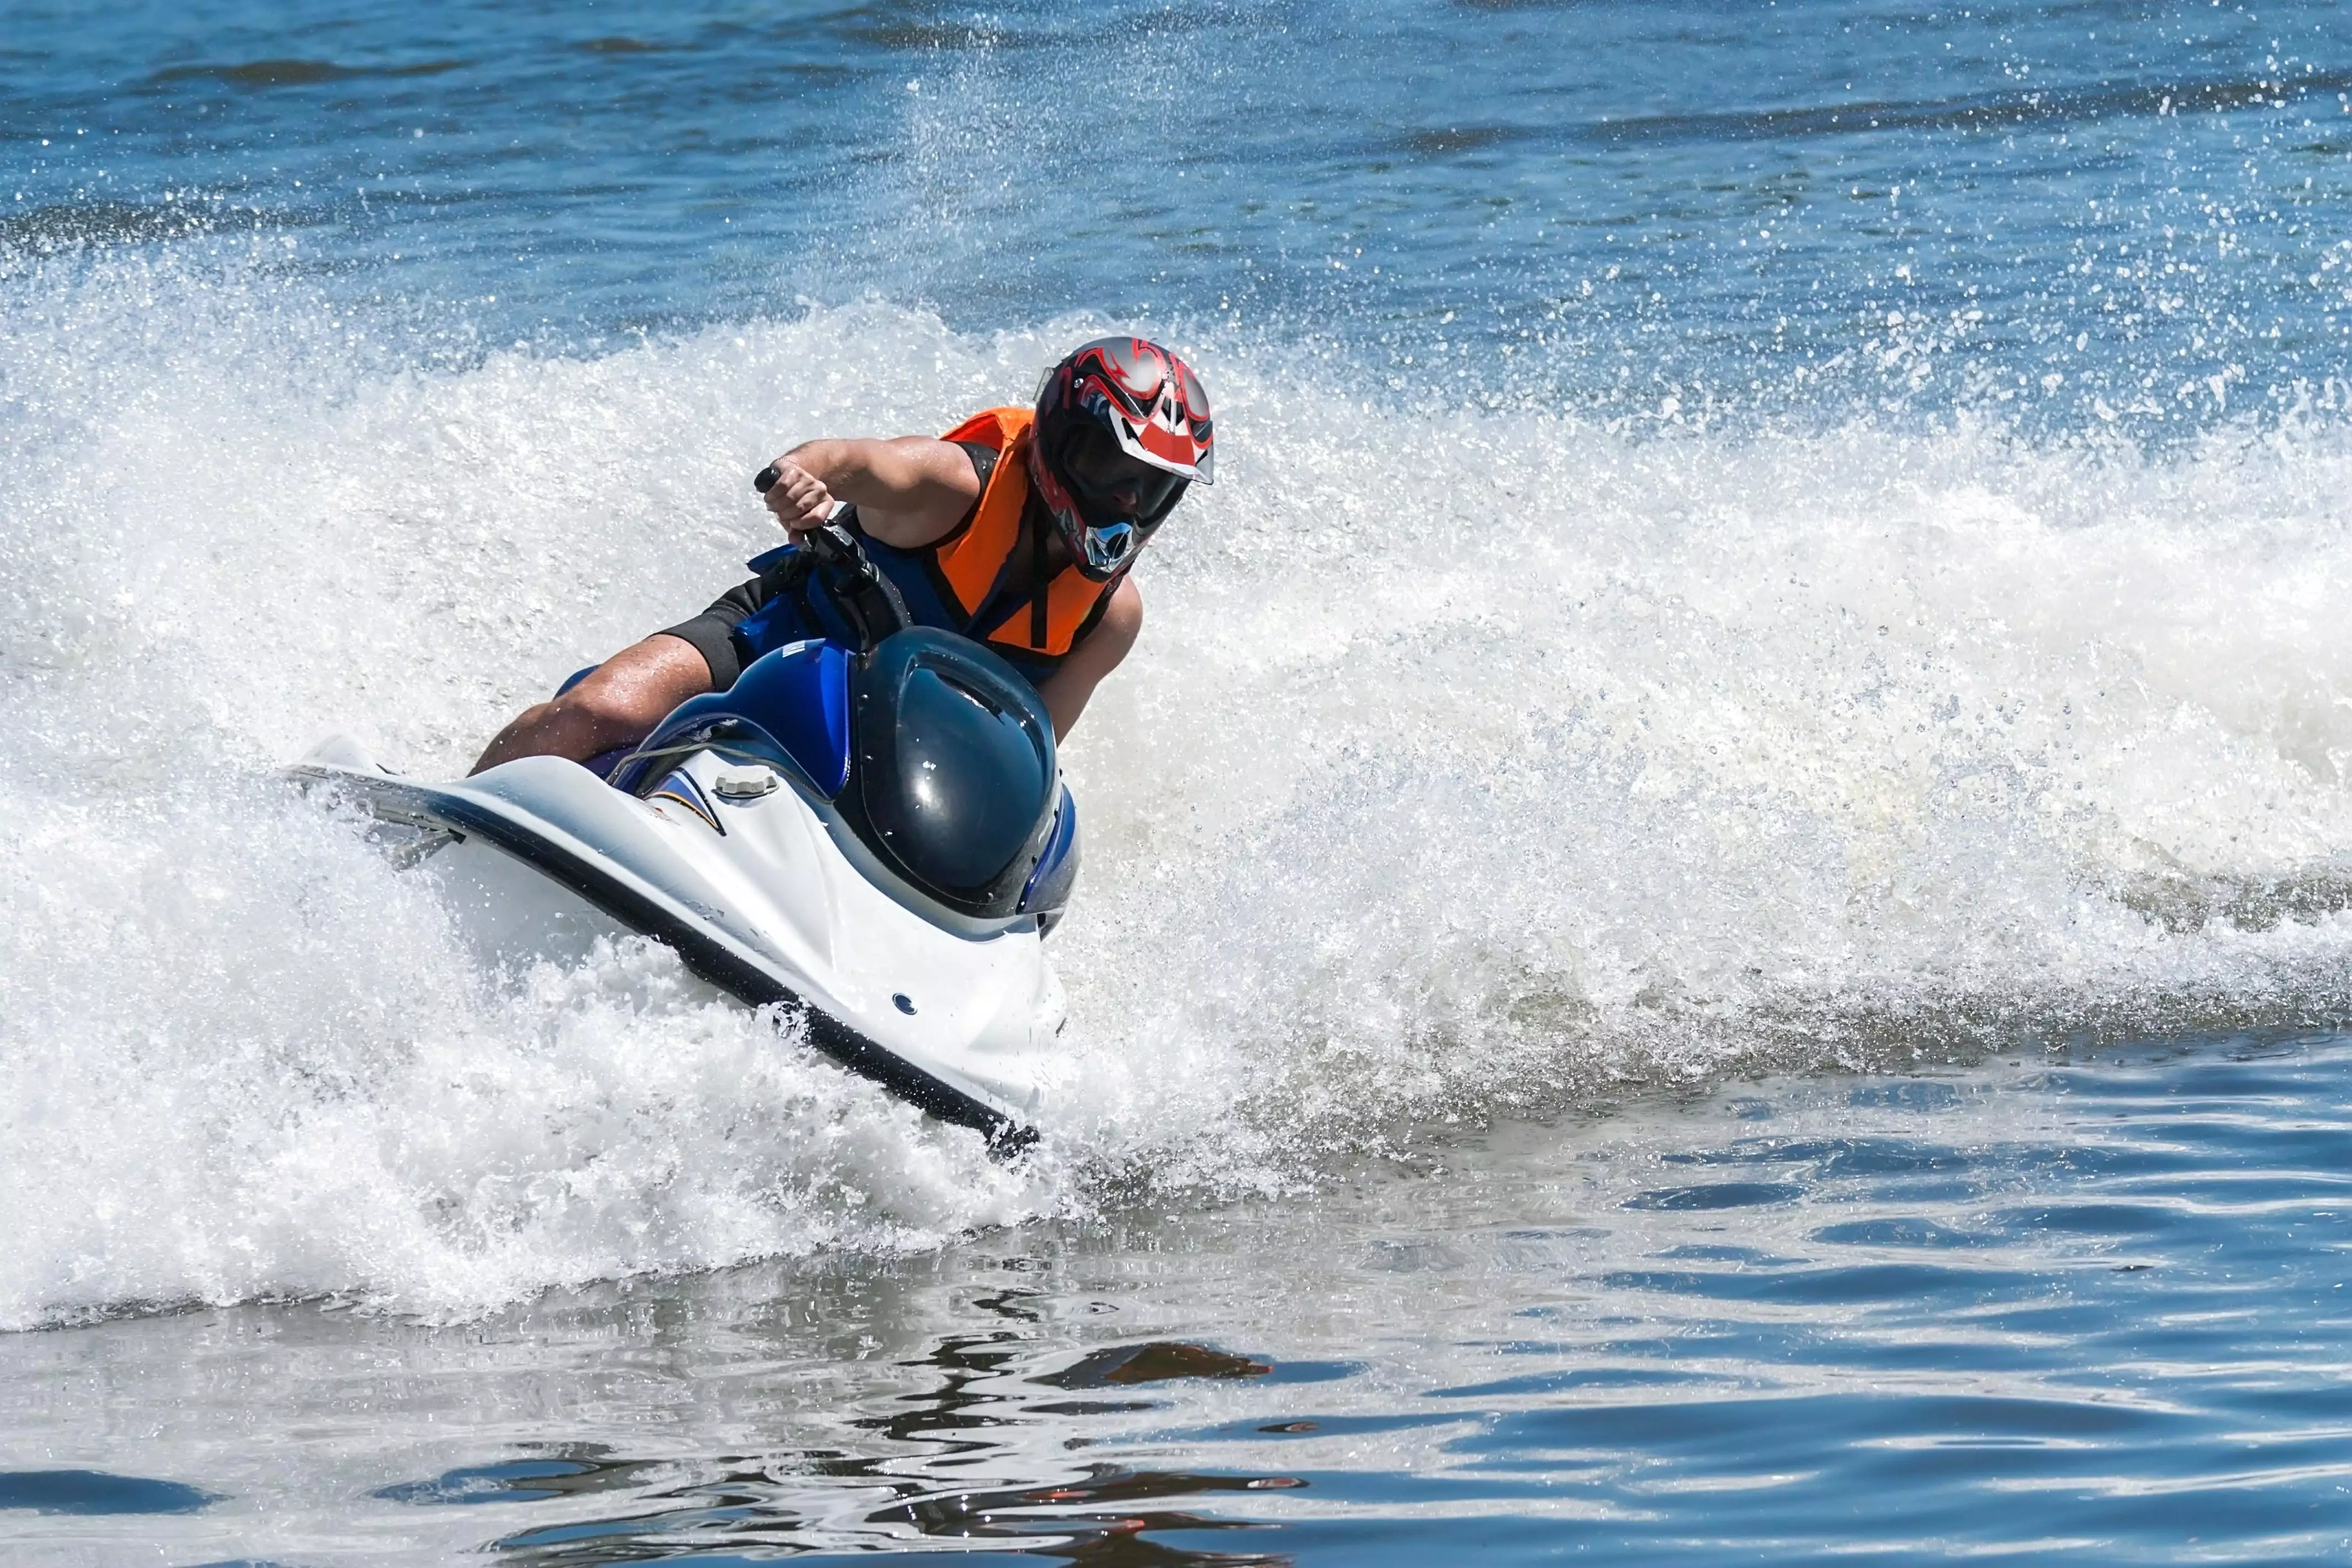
[7,0,2352,1560]
[13,1033,2352,1564]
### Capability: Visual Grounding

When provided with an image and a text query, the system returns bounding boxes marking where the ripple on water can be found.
[7,1033,2352,1562]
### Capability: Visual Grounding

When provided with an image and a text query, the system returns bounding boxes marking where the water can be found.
[6,0,2352,1559]
[13,1033,2352,1563]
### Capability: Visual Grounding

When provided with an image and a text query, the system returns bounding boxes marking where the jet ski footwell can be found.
[291,739,1060,1152]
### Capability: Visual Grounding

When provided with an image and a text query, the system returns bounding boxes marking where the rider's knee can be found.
[557,683,661,743]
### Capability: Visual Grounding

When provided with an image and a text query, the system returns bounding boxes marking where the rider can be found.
[472,335,1215,773]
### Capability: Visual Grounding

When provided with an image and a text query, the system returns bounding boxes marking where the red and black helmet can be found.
[1027,336,1214,581]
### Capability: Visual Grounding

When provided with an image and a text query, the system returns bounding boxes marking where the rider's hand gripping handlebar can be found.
[753,464,911,652]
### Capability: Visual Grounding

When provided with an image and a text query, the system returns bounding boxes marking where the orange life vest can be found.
[932,406,1118,662]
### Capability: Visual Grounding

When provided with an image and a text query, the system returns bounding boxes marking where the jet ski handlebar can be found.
[753,464,912,653]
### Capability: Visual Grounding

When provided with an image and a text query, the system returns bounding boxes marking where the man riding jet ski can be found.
[474,335,1215,770]
[298,338,1214,1150]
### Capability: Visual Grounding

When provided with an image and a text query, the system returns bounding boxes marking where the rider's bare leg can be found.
[470,633,714,775]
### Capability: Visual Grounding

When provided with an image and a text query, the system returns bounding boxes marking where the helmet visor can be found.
[1060,422,1186,523]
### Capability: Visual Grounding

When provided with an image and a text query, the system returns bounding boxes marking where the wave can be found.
[149,58,467,89]
[1402,68,2352,156]
[3,249,2351,1326]
[0,198,280,255]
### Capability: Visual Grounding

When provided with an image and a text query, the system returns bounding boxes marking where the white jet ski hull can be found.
[292,739,1064,1149]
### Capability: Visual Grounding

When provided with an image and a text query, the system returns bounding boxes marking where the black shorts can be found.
[658,575,776,692]
[661,442,999,690]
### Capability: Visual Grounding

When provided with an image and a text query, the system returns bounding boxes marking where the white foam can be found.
[4,246,2351,1325]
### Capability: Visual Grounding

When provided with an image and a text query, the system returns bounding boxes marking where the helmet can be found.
[1027,336,1214,581]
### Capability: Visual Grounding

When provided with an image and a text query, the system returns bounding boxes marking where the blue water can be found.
[12,1033,2352,1562]
[10,0,2351,425]
[8,1,2352,1562]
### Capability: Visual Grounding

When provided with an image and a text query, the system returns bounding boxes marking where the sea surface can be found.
[6,1,2352,1561]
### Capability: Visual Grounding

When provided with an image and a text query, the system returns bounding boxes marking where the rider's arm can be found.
[764,436,982,548]
[1037,579,1142,740]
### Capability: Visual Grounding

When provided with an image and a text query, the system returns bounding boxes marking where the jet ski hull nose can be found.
[290,738,1063,1152]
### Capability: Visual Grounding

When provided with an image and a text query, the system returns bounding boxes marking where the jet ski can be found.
[290,513,1078,1152]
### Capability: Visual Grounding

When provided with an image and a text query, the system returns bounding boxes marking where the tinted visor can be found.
[1060,423,1185,521]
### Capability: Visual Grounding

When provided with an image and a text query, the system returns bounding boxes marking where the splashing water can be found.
[3,234,2350,1327]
